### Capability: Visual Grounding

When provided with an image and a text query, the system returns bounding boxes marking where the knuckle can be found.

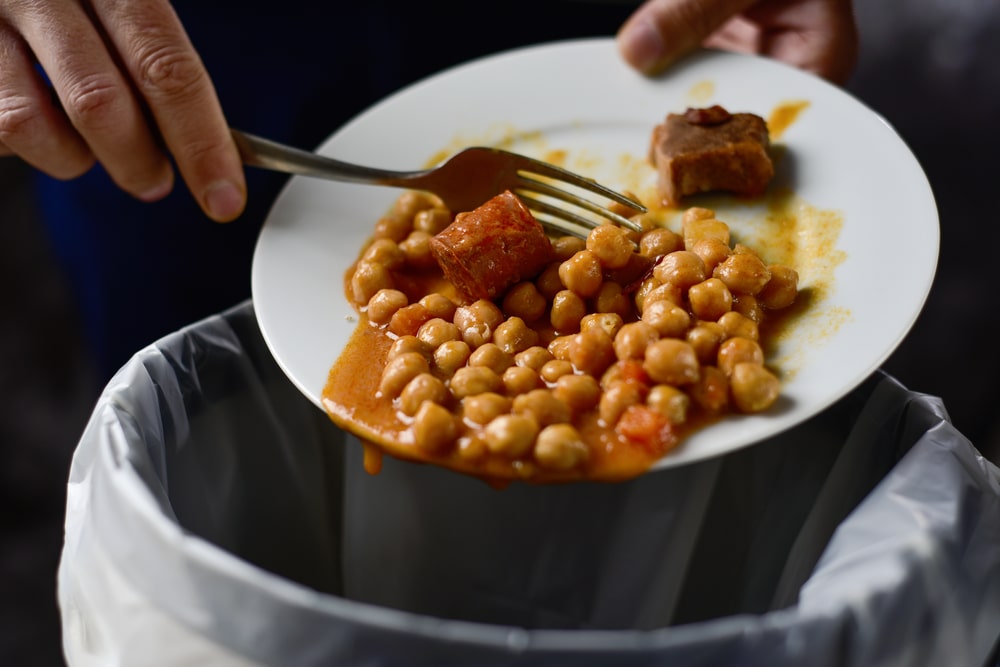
[135,41,206,100]
[176,134,229,166]
[0,96,44,143]
[63,74,122,130]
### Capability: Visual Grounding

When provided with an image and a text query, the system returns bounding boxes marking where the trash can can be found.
[58,301,1000,666]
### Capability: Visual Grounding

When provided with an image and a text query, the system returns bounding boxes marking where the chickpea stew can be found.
[321,187,800,483]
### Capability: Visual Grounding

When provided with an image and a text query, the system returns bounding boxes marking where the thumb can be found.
[617,0,758,75]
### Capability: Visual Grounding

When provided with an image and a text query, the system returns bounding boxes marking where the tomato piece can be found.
[616,405,679,455]
[618,359,650,386]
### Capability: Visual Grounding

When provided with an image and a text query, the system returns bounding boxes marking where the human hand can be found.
[0,0,245,221]
[617,0,858,85]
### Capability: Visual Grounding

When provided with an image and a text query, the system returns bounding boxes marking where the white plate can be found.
[251,38,938,471]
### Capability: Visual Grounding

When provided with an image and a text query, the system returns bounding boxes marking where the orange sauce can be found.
[767,100,811,140]
[322,312,699,483]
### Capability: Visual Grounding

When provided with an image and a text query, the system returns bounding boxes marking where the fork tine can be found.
[504,151,647,213]
[516,176,644,232]
[519,194,616,238]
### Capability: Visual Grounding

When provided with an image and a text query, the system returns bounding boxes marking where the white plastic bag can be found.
[59,302,1000,666]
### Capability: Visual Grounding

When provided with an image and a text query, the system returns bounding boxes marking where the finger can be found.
[743,0,858,84]
[93,0,246,222]
[617,0,758,75]
[8,2,175,201]
[0,19,95,179]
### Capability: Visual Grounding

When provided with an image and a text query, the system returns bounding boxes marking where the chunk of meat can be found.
[429,190,553,302]
[649,105,774,206]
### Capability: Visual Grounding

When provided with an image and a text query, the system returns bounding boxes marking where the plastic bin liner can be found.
[58,301,1000,666]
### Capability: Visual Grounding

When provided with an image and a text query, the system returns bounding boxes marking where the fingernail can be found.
[204,180,244,222]
[619,18,665,73]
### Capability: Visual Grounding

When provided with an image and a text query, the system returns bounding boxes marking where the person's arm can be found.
[617,0,858,84]
[0,0,245,221]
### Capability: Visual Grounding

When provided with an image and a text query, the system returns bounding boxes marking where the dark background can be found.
[2,0,998,663]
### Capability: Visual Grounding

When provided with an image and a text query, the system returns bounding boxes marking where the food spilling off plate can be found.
[322,105,801,483]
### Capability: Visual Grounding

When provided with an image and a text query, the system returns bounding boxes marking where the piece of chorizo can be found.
[429,190,552,302]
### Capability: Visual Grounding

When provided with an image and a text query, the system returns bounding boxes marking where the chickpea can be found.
[613,321,659,361]
[682,217,730,249]
[643,339,700,386]
[389,303,432,337]
[717,337,764,376]
[593,282,632,319]
[362,238,406,270]
[416,317,459,349]
[732,294,763,323]
[599,381,645,426]
[454,299,504,348]
[550,290,587,333]
[388,335,429,362]
[534,424,589,471]
[400,230,438,270]
[688,365,729,412]
[366,288,408,325]
[457,435,488,462]
[399,373,449,416]
[351,261,394,305]
[462,392,512,425]
[636,281,683,315]
[379,352,431,398]
[413,401,457,454]
[681,206,716,224]
[686,322,725,364]
[515,346,554,371]
[713,252,771,295]
[493,317,539,355]
[639,227,681,258]
[586,224,635,270]
[469,343,513,375]
[502,282,547,322]
[535,262,565,300]
[730,363,781,413]
[392,190,437,220]
[502,365,542,396]
[558,250,603,298]
[550,235,587,262]
[581,312,624,340]
[450,366,503,399]
[568,329,616,377]
[419,293,457,321]
[758,265,799,310]
[433,340,471,376]
[642,300,691,338]
[689,237,732,274]
[373,214,411,242]
[653,251,706,290]
[413,207,452,235]
[512,389,571,426]
[483,414,539,458]
[547,335,574,361]
[718,311,760,341]
[647,384,689,424]
[688,278,733,321]
[553,374,601,413]
[539,359,575,384]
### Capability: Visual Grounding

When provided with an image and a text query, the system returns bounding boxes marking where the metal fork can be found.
[232,129,646,238]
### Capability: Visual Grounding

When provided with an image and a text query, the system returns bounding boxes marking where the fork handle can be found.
[231,129,421,188]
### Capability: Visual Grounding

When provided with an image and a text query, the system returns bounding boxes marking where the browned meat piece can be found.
[649,105,774,206]
[429,190,553,302]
